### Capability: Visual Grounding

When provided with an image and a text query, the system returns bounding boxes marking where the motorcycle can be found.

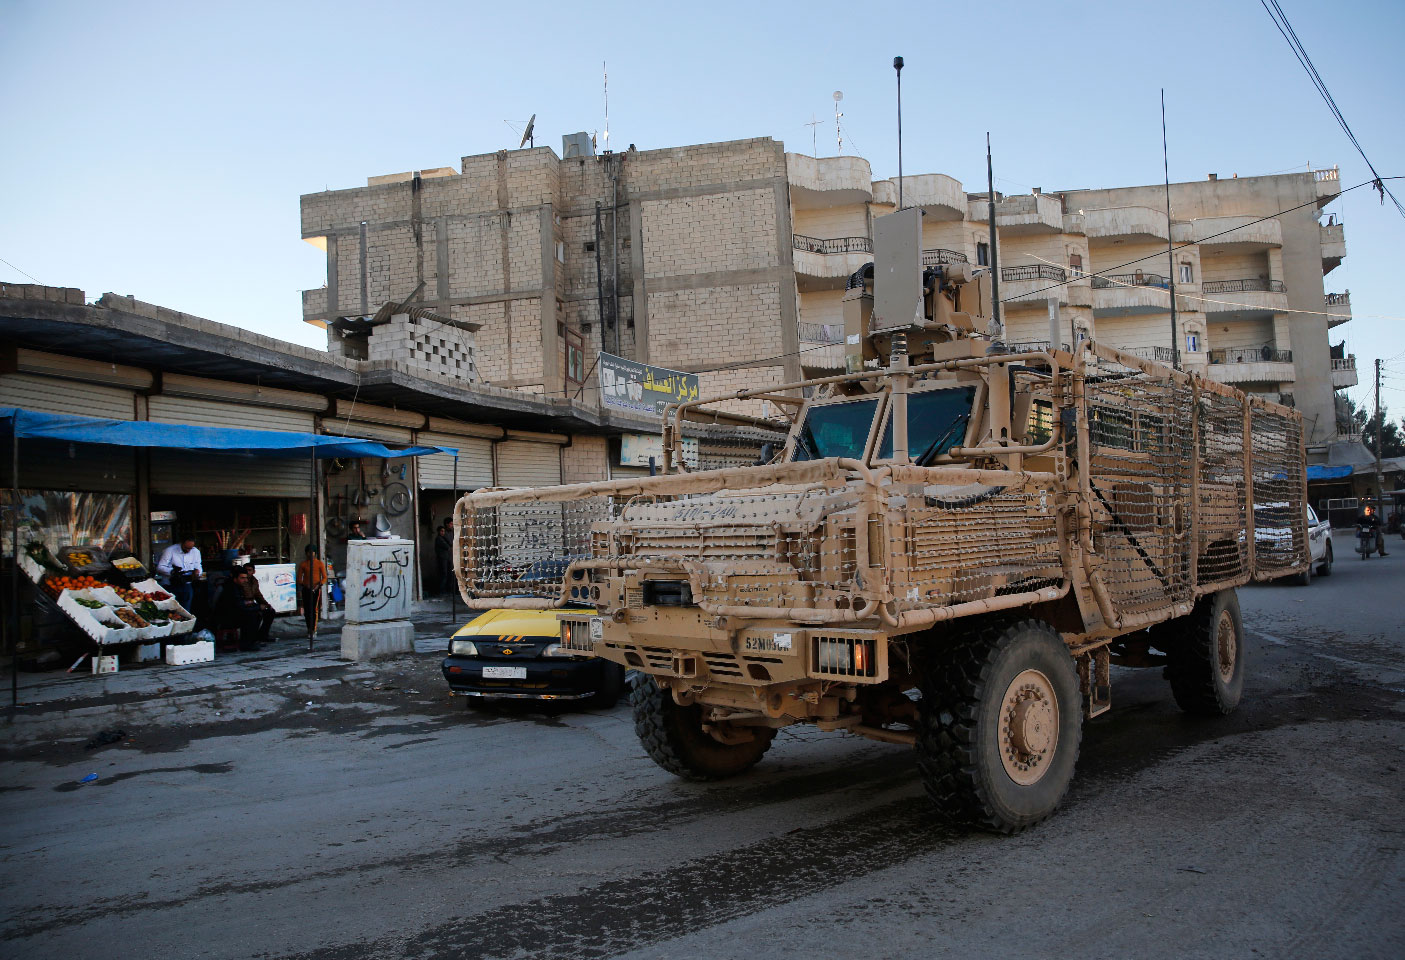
[1356,523,1376,560]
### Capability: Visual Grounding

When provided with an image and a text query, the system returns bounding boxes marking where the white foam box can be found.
[92,655,119,675]
[164,640,214,666]
[133,642,162,663]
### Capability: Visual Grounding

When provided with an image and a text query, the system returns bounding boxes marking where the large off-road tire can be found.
[1163,589,1244,716]
[630,675,775,781]
[916,619,1082,834]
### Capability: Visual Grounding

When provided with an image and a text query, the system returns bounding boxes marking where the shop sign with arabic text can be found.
[598,353,699,417]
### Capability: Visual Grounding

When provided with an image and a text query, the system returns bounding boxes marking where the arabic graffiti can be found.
[358,547,410,618]
[598,353,700,416]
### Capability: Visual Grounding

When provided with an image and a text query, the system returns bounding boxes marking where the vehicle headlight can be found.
[816,638,852,672]
[541,643,575,659]
[450,639,479,656]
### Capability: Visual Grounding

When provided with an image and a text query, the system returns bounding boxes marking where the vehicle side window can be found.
[1307,506,1318,525]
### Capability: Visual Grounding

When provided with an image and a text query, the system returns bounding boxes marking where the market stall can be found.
[3,406,455,699]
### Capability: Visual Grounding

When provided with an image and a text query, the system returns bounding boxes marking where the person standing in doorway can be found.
[434,523,454,595]
[156,537,203,612]
[297,545,328,648]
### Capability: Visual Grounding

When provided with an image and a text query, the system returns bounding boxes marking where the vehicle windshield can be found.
[790,398,881,461]
[877,386,978,463]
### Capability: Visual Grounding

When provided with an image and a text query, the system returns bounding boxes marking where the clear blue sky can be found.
[2,0,1401,411]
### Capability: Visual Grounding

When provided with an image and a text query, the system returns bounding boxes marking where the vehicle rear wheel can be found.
[1317,542,1333,577]
[630,675,775,780]
[915,618,1082,834]
[1163,589,1244,716]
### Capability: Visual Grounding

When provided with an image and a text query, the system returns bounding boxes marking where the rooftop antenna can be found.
[892,57,903,208]
[1162,88,1180,370]
[519,113,536,149]
[805,114,822,156]
[833,91,844,155]
[602,62,610,150]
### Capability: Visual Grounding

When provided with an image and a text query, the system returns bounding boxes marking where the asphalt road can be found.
[2,542,1402,960]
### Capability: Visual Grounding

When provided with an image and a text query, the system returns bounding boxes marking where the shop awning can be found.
[0,406,456,459]
[1307,464,1353,481]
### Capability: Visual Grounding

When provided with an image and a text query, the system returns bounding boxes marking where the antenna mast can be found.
[832,91,844,155]
[602,62,610,150]
[893,57,904,208]
[805,114,821,156]
[1162,88,1179,370]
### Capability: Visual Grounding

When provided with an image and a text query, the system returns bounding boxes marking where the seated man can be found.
[215,570,264,651]
[240,561,277,644]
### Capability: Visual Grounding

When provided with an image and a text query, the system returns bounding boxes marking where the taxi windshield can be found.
[790,397,881,461]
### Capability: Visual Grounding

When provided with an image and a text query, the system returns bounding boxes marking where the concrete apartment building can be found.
[300,136,1354,454]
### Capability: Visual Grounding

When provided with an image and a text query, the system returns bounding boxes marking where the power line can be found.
[0,256,41,284]
[1259,0,1405,221]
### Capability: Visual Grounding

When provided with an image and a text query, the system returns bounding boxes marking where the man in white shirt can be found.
[156,538,203,611]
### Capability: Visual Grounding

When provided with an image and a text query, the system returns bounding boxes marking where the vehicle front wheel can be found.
[1163,589,1244,716]
[630,676,775,780]
[1317,542,1333,577]
[585,661,626,710]
[1293,562,1312,586]
[915,618,1082,834]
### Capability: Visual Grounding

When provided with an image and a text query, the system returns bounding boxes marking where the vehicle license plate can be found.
[482,666,527,680]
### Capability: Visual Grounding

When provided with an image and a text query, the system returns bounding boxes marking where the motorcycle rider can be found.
[1357,504,1389,557]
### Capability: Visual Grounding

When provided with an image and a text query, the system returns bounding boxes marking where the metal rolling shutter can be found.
[147,396,315,432]
[148,396,315,497]
[8,438,136,492]
[610,463,651,479]
[0,373,135,419]
[321,419,415,445]
[416,432,494,490]
[496,441,562,488]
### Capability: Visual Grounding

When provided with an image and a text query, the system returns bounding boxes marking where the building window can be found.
[976,242,990,266]
[1070,253,1083,277]
[1179,263,1193,283]
[556,241,566,263]
[1186,333,1199,353]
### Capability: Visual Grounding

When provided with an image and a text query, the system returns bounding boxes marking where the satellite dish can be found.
[833,91,843,102]
[519,114,536,149]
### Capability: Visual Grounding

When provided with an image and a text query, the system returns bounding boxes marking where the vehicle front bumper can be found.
[440,653,614,700]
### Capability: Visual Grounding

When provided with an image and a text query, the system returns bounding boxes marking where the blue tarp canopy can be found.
[1307,464,1353,481]
[0,407,456,460]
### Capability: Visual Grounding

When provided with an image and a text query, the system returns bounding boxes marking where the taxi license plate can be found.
[482,666,527,680]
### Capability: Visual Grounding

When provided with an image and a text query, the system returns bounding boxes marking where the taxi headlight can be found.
[450,639,479,656]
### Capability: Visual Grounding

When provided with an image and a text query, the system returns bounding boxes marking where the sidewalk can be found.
[1,598,471,745]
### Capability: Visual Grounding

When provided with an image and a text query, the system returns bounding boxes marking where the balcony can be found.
[1314,166,1340,207]
[1325,290,1351,328]
[302,286,327,319]
[1206,346,1295,386]
[895,173,965,220]
[1192,215,1282,250]
[1200,278,1288,316]
[1000,263,1070,308]
[1082,206,1170,244]
[792,234,873,286]
[1005,340,1072,355]
[1090,272,1172,316]
[798,321,846,370]
[1320,221,1346,274]
[786,154,874,209]
[922,247,968,266]
[1332,355,1358,388]
[967,194,1063,234]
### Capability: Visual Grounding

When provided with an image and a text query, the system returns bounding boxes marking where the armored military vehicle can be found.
[454,208,1308,832]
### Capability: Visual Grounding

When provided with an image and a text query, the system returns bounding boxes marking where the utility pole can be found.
[1375,358,1384,517]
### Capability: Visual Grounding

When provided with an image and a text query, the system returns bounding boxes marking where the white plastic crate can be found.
[164,640,214,666]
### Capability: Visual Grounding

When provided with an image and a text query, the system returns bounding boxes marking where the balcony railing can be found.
[1201,278,1287,294]
[921,247,969,266]
[1091,273,1170,289]
[1005,340,1071,354]
[793,234,872,255]
[1208,347,1293,364]
[798,322,845,344]
[1331,356,1356,372]
[1314,167,1339,183]
[1001,264,1066,282]
[1325,291,1350,306]
[1126,345,1176,363]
